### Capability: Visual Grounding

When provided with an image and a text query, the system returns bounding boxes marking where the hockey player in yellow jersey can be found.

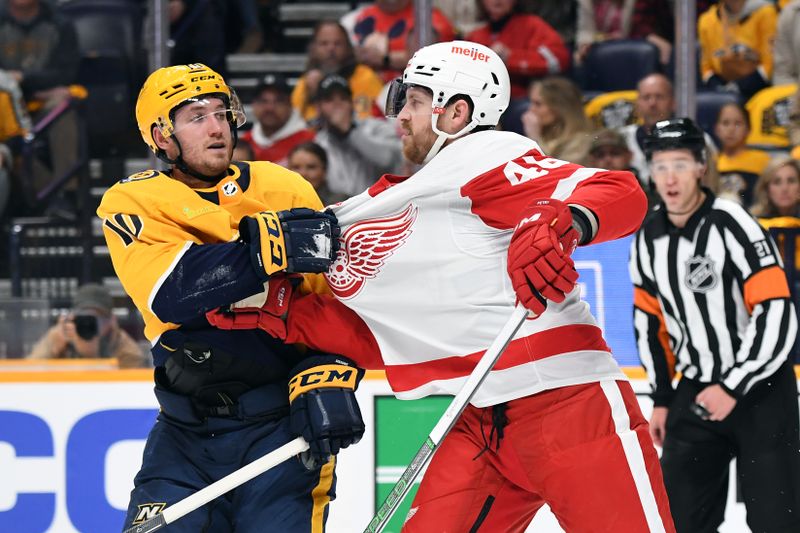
[97,63,365,532]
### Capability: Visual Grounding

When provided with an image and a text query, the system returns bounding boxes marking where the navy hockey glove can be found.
[239,208,340,280]
[507,198,579,316]
[288,355,365,469]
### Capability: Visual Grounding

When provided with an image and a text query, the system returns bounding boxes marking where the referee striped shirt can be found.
[629,191,797,406]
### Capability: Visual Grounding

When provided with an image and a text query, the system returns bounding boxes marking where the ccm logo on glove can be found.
[239,208,340,280]
[260,211,286,270]
[288,355,365,469]
[288,364,359,402]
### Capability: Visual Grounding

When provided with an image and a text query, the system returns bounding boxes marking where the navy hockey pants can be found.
[122,413,336,532]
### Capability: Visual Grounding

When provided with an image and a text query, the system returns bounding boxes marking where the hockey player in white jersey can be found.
[209,41,676,532]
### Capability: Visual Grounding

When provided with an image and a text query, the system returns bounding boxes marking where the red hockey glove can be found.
[205,274,301,339]
[507,199,579,316]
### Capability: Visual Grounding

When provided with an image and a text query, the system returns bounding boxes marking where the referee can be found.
[629,118,800,533]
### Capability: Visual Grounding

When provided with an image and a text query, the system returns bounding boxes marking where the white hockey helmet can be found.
[385,40,511,162]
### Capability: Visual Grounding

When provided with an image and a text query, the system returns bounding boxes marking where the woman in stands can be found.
[521,76,594,165]
[287,142,346,207]
[751,156,800,285]
[714,102,771,206]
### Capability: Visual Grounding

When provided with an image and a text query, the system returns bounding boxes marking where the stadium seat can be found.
[745,84,799,149]
[581,40,660,93]
[59,0,146,159]
[500,98,531,136]
[694,91,741,142]
[584,90,639,129]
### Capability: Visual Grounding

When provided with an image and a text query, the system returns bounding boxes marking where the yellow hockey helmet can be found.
[135,63,246,154]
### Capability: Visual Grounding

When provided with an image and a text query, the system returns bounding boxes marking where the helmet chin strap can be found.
[157,127,239,184]
[423,112,479,164]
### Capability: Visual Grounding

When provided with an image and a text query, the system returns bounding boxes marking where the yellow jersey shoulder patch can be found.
[121,169,160,183]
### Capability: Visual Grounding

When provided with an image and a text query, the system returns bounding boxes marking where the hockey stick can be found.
[123,436,309,533]
[363,304,530,533]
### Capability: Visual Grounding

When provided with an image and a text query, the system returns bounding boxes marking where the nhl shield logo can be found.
[684,255,717,292]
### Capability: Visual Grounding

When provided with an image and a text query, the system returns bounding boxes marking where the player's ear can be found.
[153,126,172,151]
[450,99,470,128]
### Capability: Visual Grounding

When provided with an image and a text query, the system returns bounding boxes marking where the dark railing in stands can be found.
[768,227,800,362]
[12,96,93,298]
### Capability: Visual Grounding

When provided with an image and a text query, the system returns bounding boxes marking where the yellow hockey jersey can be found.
[97,161,327,346]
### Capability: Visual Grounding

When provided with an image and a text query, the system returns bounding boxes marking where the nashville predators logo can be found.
[221,180,239,197]
[685,255,718,293]
[326,205,418,300]
[132,502,166,524]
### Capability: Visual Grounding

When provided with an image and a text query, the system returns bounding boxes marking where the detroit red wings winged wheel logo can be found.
[326,204,418,299]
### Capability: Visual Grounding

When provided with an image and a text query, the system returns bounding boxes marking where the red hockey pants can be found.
[402,380,675,532]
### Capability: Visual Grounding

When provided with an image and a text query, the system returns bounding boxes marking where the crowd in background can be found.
[1,0,800,361]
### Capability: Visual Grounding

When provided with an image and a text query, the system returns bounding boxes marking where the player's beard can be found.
[402,125,437,165]
[185,143,233,179]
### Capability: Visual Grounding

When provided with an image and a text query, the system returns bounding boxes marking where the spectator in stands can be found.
[588,129,635,173]
[287,141,347,206]
[0,0,79,103]
[790,91,800,161]
[576,0,634,62]
[619,73,718,188]
[751,157,800,218]
[433,0,481,37]
[714,102,771,205]
[778,2,800,162]
[241,74,315,166]
[0,143,10,220]
[156,0,226,75]
[221,0,264,54]
[232,139,254,162]
[467,0,569,101]
[698,0,778,100]
[0,69,31,149]
[751,157,800,280]
[589,128,663,207]
[314,74,403,196]
[292,20,384,122]
[349,0,456,82]
[27,283,149,368]
[522,0,578,51]
[631,0,676,63]
[522,76,593,165]
[574,0,674,66]
[0,69,28,221]
[0,0,80,213]
[773,0,800,86]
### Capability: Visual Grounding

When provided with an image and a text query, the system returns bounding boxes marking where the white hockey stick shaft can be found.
[123,436,309,533]
[363,304,530,533]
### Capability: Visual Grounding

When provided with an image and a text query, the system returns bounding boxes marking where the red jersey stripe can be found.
[385,323,611,392]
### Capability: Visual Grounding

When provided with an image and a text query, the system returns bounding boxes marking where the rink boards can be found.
[0,365,786,533]
[0,235,790,531]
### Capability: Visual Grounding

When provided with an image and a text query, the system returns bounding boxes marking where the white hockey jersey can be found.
[286,130,648,406]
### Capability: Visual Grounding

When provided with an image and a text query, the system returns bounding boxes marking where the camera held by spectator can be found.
[27,283,149,368]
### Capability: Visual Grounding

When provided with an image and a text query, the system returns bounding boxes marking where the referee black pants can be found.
[661,361,800,533]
